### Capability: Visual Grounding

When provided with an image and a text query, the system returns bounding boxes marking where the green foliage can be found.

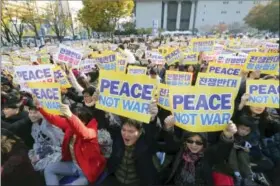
[244,1,279,32]
[78,0,134,32]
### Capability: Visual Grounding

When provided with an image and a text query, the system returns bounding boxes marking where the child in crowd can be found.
[230,115,257,186]
[27,105,64,172]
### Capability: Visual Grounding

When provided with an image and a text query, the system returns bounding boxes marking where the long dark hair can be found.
[241,106,271,127]
[72,107,93,125]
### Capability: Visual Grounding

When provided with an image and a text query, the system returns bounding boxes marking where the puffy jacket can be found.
[1,111,34,149]
[39,108,106,183]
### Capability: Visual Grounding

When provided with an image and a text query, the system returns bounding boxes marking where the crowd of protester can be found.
[1,35,280,186]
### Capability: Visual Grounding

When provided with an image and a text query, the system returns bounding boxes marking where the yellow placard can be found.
[165,71,193,86]
[158,46,170,55]
[163,48,182,65]
[92,51,117,71]
[53,66,72,89]
[157,83,170,110]
[169,86,235,132]
[127,66,147,75]
[28,82,62,115]
[190,38,215,53]
[244,52,279,75]
[246,80,279,108]
[182,52,198,64]
[96,70,157,123]
[207,63,242,76]
[116,56,127,73]
[196,73,241,91]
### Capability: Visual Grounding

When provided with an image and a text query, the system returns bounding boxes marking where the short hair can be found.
[82,86,96,96]
[122,118,143,132]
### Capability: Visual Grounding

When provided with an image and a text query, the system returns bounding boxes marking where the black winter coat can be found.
[1,111,34,149]
[161,130,234,186]
[106,118,160,186]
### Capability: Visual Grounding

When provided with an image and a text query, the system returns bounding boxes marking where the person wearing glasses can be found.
[161,115,237,186]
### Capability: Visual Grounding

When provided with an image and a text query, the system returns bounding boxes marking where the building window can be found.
[221,11,227,14]
[203,12,205,14]
[204,5,206,7]
[238,1,242,4]
[223,1,229,4]
[236,11,240,14]
[202,18,204,22]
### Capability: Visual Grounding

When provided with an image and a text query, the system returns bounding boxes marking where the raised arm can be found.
[61,104,96,139]
[39,108,68,131]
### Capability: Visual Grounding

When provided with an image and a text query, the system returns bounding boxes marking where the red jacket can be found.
[39,108,106,183]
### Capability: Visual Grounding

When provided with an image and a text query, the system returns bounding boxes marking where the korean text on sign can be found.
[244,52,279,75]
[57,44,82,66]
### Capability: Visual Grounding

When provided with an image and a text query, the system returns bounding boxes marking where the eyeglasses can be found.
[186,139,203,146]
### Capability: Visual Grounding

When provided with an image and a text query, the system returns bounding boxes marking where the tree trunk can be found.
[4,28,11,43]
[86,27,91,39]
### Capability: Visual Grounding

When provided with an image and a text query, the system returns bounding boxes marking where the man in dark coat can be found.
[1,95,34,149]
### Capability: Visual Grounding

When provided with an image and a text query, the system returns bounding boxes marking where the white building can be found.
[135,0,271,32]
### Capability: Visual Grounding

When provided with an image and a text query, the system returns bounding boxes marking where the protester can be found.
[161,116,237,186]
[2,94,34,149]
[99,101,160,186]
[229,115,257,186]
[28,105,64,172]
[1,128,41,186]
[34,100,106,185]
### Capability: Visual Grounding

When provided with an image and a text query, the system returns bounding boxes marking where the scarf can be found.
[85,100,96,107]
[181,148,204,184]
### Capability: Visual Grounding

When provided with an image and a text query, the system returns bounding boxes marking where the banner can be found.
[169,87,235,132]
[261,42,279,53]
[196,73,241,90]
[240,48,258,54]
[96,71,157,123]
[79,58,97,73]
[127,66,147,75]
[93,51,117,71]
[53,66,71,88]
[165,71,193,86]
[244,52,279,75]
[190,38,215,52]
[116,57,127,73]
[246,80,279,108]
[14,65,54,83]
[57,44,82,66]
[213,44,225,54]
[157,83,170,110]
[217,55,246,66]
[207,63,242,76]
[164,48,181,65]
[28,82,61,115]
[145,51,165,65]
[182,52,198,64]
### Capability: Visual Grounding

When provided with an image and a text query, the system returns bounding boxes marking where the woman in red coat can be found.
[36,103,106,185]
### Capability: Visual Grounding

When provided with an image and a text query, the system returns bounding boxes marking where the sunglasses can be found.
[186,139,203,146]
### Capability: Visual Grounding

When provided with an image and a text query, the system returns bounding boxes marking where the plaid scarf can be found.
[181,148,204,184]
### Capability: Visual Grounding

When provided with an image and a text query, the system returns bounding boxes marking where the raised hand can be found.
[223,120,237,138]
[60,104,72,118]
